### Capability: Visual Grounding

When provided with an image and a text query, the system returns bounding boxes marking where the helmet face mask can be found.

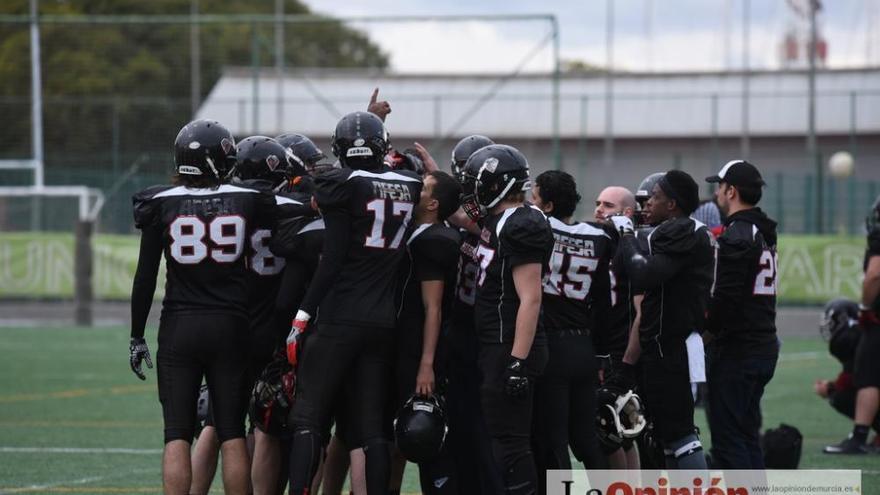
[596,387,647,448]
[331,112,390,171]
[174,119,237,181]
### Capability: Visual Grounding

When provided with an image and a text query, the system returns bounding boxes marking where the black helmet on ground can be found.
[174,119,236,180]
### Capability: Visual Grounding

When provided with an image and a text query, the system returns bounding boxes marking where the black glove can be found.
[604,362,638,393]
[129,337,153,380]
[504,356,530,398]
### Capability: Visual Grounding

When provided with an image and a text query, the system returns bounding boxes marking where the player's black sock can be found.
[852,424,870,445]
[288,428,322,495]
[364,438,390,495]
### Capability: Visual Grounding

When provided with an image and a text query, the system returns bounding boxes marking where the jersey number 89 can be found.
[169,215,245,264]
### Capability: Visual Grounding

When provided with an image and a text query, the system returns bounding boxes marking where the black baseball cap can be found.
[706,160,765,188]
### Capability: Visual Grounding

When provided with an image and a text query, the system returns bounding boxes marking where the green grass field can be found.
[0,327,877,494]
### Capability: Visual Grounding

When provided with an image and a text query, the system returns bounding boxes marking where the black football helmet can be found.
[331,111,390,170]
[819,298,859,341]
[635,172,664,206]
[460,144,530,220]
[276,133,326,176]
[249,352,296,436]
[596,386,647,449]
[232,136,292,190]
[451,135,494,180]
[393,394,449,463]
[174,119,236,180]
[194,384,211,438]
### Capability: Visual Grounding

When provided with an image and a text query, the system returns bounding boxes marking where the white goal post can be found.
[0,185,106,325]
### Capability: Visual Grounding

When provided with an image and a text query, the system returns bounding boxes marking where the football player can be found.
[531,171,612,489]
[815,299,880,445]
[285,111,422,495]
[703,160,779,468]
[825,196,880,454]
[593,186,641,469]
[129,119,300,495]
[444,135,507,494]
[606,170,714,469]
[390,170,462,494]
[460,144,554,495]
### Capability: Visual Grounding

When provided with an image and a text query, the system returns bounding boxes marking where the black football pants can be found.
[446,312,506,495]
[533,331,606,495]
[480,341,548,495]
[157,313,249,444]
[288,323,394,495]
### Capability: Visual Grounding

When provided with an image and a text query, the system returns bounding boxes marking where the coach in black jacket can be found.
[704,160,780,469]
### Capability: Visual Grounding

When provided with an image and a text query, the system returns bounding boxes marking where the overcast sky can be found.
[305,0,879,73]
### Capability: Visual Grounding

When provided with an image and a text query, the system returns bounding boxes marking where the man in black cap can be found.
[606,169,716,469]
[703,159,780,467]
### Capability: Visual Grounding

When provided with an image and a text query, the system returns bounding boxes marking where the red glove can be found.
[859,305,880,329]
[286,310,311,366]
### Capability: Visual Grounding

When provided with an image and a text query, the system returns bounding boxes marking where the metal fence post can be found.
[775,172,784,233]
[804,175,814,234]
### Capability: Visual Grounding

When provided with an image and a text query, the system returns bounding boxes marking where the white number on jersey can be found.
[169,215,245,265]
[753,249,778,296]
[475,245,496,287]
[543,252,599,301]
[365,199,414,249]
[250,229,286,276]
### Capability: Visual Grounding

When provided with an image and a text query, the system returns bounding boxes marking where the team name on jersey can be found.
[551,232,595,257]
[178,197,238,217]
[372,181,413,202]
[460,239,477,261]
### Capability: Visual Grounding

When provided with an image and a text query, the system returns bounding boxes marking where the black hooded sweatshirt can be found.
[706,207,779,358]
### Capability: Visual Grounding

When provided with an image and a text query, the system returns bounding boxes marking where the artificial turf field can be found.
[0,326,877,494]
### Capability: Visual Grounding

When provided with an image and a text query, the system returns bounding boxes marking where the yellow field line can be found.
[0,384,152,404]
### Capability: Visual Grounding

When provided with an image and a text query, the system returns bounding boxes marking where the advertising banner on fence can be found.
[0,232,868,303]
[547,470,861,495]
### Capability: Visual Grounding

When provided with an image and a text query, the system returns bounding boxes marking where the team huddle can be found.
[128,91,877,495]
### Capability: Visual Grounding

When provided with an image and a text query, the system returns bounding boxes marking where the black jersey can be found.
[541,217,613,332]
[298,168,423,328]
[131,184,300,319]
[867,225,880,312]
[396,223,462,356]
[474,205,554,344]
[618,216,715,353]
[706,207,778,357]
